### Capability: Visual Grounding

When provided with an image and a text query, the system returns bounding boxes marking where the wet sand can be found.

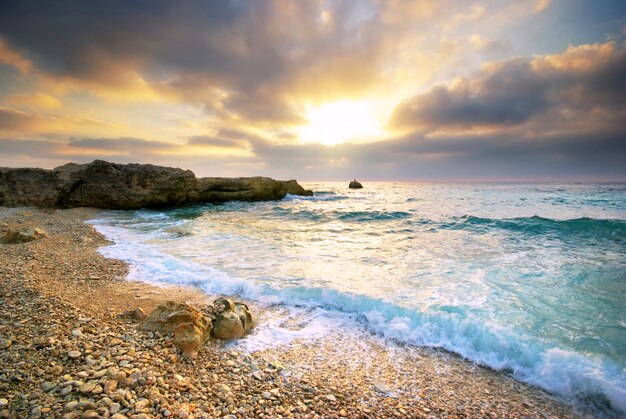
[0,207,577,418]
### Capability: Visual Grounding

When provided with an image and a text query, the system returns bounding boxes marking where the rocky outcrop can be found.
[1,227,48,244]
[210,298,254,340]
[349,179,363,189]
[138,301,212,359]
[138,298,254,357]
[0,160,313,209]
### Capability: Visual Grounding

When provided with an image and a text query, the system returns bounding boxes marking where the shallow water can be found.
[89,182,626,414]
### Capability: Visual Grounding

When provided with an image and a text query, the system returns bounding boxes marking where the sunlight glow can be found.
[298,100,385,145]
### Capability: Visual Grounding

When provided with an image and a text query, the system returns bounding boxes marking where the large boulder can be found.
[210,298,253,340]
[55,161,197,209]
[0,160,314,209]
[1,227,48,244]
[138,301,212,359]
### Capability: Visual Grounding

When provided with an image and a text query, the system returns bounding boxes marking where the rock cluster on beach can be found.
[0,226,48,244]
[138,299,253,360]
[0,160,313,209]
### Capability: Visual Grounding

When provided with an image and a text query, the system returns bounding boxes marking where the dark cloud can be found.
[390,42,626,132]
[0,1,388,125]
[0,137,59,156]
[249,130,626,180]
[1,128,625,180]
[68,137,177,152]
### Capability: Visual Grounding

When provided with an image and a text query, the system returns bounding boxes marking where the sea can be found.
[89,182,626,415]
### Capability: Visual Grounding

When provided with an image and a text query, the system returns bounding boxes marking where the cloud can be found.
[0,37,32,73]
[187,135,248,149]
[390,41,626,133]
[5,93,62,109]
[0,107,36,130]
[68,137,177,153]
[0,2,624,180]
[533,0,551,13]
[468,34,511,54]
[0,1,473,128]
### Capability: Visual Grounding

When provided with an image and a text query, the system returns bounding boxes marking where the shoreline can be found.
[0,207,578,418]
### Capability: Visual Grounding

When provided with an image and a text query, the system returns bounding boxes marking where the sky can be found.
[0,0,625,181]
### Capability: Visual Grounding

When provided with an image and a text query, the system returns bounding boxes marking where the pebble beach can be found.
[0,207,578,418]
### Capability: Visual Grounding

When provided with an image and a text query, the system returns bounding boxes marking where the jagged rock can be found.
[0,227,48,244]
[210,298,253,340]
[138,301,212,359]
[0,160,313,209]
[348,179,363,189]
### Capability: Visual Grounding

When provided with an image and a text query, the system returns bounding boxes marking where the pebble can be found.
[67,350,81,359]
[0,338,12,350]
[79,381,96,394]
[134,399,150,410]
[0,398,7,407]
[104,379,118,394]
[109,403,121,414]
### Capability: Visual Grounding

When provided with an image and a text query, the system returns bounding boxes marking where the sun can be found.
[298,100,385,145]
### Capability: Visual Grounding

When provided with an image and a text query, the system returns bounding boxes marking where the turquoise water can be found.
[90,183,626,414]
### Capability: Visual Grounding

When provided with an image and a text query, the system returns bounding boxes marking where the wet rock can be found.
[210,298,253,340]
[139,301,212,359]
[348,179,363,189]
[0,227,48,244]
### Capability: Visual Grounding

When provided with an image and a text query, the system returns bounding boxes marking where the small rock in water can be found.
[348,179,363,189]
[67,350,81,359]
[0,398,8,407]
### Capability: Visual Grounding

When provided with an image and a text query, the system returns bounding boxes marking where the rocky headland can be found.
[0,207,578,418]
[0,160,313,209]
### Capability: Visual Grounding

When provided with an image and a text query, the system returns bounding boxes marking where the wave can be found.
[440,215,625,241]
[283,192,348,202]
[89,217,625,414]
[334,210,412,222]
